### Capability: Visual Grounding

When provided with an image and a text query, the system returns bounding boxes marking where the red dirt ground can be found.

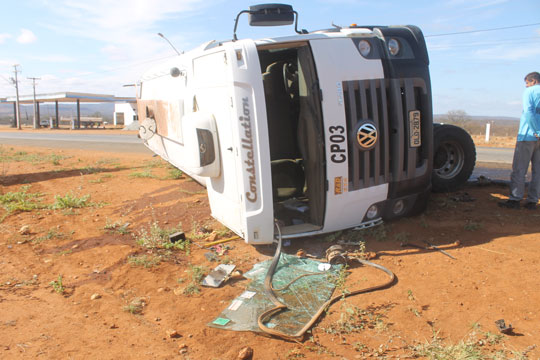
[1,142,539,359]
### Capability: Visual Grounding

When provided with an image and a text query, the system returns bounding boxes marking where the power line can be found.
[66,54,177,79]
[0,74,12,85]
[2,54,177,91]
[428,36,540,49]
[426,22,540,37]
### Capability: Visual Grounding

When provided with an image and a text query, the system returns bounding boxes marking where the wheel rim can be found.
[433,140,465,179]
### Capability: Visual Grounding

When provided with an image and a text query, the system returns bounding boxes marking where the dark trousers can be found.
[510,140,540,203]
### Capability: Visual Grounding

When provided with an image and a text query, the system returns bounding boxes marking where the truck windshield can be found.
[257,43,326,235]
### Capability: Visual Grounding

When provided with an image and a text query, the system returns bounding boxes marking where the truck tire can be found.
[432,124,476,193]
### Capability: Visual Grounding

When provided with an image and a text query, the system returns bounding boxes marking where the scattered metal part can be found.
[204,252,218,262]
[202,264,236,288]
[169,232,186,243]
[450,192,475,202]
[472,175,509,187]
[197,226,213,234]
[422,240,457,260]
[325,245,348,265]
[229,269,243,279]
[401,241,456,260]
[203,236,240,248]
[475,175,492,186]
[495,319,513,334]
[191,241,204,249]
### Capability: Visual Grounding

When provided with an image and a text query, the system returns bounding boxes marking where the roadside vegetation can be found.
[51,192,92,209]
[0,185,46,221]
[134,221,188,251]
[436,109,519,137]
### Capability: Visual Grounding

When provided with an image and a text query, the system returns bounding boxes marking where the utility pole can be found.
[28,76,41,129]
[12,65,21,130]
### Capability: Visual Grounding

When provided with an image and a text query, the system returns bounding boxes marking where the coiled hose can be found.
[257,223,395,341]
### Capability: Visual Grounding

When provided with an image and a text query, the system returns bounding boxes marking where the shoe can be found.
[524,202,538,210]
[498,200,520,209]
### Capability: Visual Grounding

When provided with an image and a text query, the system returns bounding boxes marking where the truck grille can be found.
[342,78,429,191]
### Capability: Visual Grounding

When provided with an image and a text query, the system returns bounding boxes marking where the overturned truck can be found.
[137,4,476,245]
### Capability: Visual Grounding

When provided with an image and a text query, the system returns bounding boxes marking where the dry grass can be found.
[471,135,515,148]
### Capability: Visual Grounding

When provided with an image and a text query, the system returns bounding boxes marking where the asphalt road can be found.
[0,131,517,180]
[0,131,152,154]
[475,146,513,164]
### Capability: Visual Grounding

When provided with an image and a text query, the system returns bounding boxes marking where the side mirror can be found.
[233,3,304,40]
[248,4,294,26]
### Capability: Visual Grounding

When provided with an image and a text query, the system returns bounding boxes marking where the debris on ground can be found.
[230,270,243,279]
[169,231,186,243]
[237,346,254,360]
[423,240,457,260]
[209,253,341,335]
[166,329,181,338]
[204,252,219,262]
[451,192,475,202]
[203,236,241,248]
[202,264,236,287]
[401,241,457,260]
[178,343,188,354]
[471,175,509,187]
[209,244,229,256]
[205,231,218,242]
[19,225,30,235]
[296,249,306,258]
[495,319,513,334]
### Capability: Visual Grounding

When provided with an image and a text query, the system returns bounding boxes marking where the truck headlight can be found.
[366,205,379,219]
[388,38,400,56]
[358,40,371,57]
[392,199,405,215]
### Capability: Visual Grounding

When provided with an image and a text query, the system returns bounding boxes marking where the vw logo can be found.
[356,121,378,150]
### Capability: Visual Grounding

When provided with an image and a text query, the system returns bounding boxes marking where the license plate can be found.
[409,110,421,148]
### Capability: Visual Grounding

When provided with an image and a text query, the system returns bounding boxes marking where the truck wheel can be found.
[432,124,476,193]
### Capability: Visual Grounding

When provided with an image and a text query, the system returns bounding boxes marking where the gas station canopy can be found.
[2,92,135,104]
[1,92,136,129]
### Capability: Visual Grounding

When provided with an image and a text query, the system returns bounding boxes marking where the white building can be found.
[114,102,138,126]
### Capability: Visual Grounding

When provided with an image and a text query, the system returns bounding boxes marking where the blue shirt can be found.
[517,84,540,141]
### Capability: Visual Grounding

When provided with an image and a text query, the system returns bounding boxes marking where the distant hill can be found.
[434,114,519,123]
[434,114,520,137]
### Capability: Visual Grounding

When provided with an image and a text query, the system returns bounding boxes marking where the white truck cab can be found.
[137,4,474,244]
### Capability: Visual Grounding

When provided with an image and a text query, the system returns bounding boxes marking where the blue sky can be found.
[1,0,539,117]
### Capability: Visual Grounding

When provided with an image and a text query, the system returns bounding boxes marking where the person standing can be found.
[499,72,540,210]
